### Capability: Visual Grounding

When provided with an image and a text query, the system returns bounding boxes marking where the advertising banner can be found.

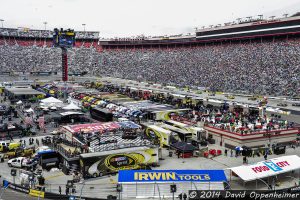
[229,155,300,181]
[118,170,227,183]
[29,189,45,198]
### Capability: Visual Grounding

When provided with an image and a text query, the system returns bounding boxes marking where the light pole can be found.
[79,180,86,200]
[82,23,86,32]
[43,22,47,30]
[236,18,242,23]
[116,183,122,200]
[0,19,4,28]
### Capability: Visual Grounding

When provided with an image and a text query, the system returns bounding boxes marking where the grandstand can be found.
[0,14,299,96]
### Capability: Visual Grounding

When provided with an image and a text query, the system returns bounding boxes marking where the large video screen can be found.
[53,29,75,48]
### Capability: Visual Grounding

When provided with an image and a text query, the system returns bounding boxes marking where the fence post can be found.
[79,181,86,200]
[136,182,137,197]
[153,182,155,197]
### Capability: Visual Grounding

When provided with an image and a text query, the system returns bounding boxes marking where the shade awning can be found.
[41,97,63,104]
[63,103,81,110]
[228,155,300,182]
[25,108,34,113]
[171,141,196,152]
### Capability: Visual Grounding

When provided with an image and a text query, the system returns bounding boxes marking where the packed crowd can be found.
[0,44,61,72]
[96,40,300,96]
[0,38,299,96]
[0,28,99,39]
[201,110,293,133]
[171,106,294,134]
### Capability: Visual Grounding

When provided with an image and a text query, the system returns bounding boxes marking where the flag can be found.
[25,116,33,126]
[38,116,45,129]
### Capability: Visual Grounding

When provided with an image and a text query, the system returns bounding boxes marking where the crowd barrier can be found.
[3,180,109,200]
[3,179,300,200]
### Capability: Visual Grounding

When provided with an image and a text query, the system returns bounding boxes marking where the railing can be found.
[204,123,299,136]
[91,139,155,153]
[49,143,80,159]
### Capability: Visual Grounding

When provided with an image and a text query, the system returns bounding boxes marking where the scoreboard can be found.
[53,28,75,48]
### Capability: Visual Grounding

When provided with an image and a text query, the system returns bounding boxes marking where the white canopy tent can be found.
[25,108,34,113]
[63,103,81,110]
[40,97,63,107]
[41,97,63,104]
[228,155,300,188]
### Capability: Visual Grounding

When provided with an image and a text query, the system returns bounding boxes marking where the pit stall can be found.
[107,100,170,120]
[118,101,191,121]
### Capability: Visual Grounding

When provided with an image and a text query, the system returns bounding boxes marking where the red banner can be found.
[66,122,120,133]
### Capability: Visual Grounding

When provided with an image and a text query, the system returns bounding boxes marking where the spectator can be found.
[0,35,299,96]
[59,186,62,195]
[65,187,69,196]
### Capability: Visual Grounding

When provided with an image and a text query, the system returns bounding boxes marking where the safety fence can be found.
[1,180,112,200]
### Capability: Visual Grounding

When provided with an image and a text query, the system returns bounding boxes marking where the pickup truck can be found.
[8,157,38,169]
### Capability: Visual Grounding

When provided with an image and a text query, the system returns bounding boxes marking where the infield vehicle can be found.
[8,157,38,169]
[5,147,34,159]
[0,142,10,152]
[8,142,21,150]
[144,124,179,146]
[80,146,159,179]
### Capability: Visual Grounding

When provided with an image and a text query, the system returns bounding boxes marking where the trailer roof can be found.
[80,146,151,159]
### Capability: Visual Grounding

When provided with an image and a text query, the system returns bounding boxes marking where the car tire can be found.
[99,172,103,177]
[8,163,12,167]
[93,173,98,178]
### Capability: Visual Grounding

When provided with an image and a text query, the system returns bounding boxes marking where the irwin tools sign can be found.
[118,170,227,183]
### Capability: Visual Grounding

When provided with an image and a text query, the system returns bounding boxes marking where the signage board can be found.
[118,170,227,183]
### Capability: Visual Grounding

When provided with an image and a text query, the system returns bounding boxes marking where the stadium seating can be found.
[0,36,299,96]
